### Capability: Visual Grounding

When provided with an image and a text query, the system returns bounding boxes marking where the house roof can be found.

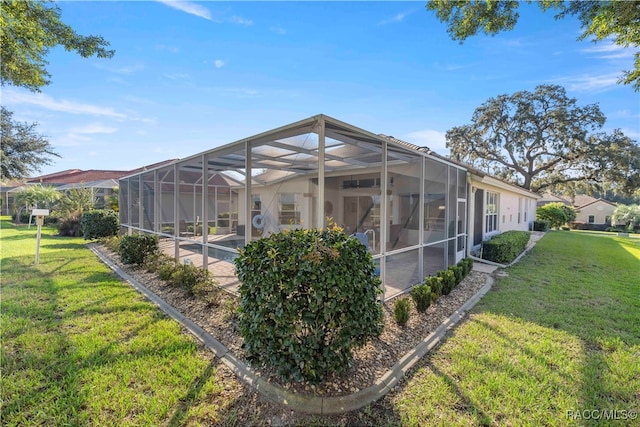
[56,179,120,190]
[25,159,178,186]
[574,196,617,210]
[26,169,130,184]
[538,192,571,205]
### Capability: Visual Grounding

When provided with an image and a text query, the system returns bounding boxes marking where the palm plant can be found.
[54,186,96,236]
[14,185,61,223]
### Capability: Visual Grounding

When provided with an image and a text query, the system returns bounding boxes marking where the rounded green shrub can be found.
[438,269,456,295]
[234,227,384,383]
[118,234,158,265]
[448,265,464,286]
[393,298,411,326]
[411,284,432,313]
[459,258,474,277]
[426,276,443,301]
[81,209,119,240]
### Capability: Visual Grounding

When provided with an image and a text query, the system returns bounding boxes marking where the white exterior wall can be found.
[468,174,538,249]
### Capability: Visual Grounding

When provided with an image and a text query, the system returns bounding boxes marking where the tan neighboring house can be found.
[572,195,617,226]
[537,192,617,228]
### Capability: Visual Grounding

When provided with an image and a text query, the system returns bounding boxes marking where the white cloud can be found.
[379,10,414,25]
[214,59,225,69]
[404,129,448,155]
[68,124,117,135]
[552,72,621,93]
[3,89,128,119]
[271,26,286,35]
[581,40,638,60]
[230,15,253,26]
[55,123,118,147]
[157,0,212,20]
[163,72,191,80]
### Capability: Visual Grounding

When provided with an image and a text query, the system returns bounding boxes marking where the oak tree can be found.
[446,84,640,196]
[426,0,640,90]
[0,107,60,180]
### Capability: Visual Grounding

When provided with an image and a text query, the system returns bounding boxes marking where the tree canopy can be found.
[0,107,60,180]
[446,84,640,196]
[1,0,115,92]
[426,0,640,91]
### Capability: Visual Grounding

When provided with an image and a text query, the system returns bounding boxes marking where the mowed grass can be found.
[0,218,242,426]
[392,231,640,426]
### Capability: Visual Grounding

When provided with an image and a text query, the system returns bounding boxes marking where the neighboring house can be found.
[537,192,617,227]
[536,192,571,207]
[118,114,539,299]
[1,160,176,216]
[572,195,617,226]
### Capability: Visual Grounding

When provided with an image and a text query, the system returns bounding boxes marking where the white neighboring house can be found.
[467,172,539,252]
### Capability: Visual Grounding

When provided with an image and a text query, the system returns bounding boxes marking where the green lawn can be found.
[392,230,640,426]
[0,218,241,426]
[3,219,639,426]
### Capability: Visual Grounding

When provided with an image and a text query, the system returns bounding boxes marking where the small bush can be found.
[168,263,213,294]
[393,298,411,326]
[533,220,551,232]
[438,269,457,295]
[118,234,158,265]
[482,231,530,264]
[458,258,473,277]
[449,265,464,286]
[57,215,83,237]
[102,235,121,252]
[157,261,177,281]
[143,252,174,274]
[425,276,443,302]
[82,209,119,240]
[191,276,221,306]
[235,226,384,383]
[411,284,432,313]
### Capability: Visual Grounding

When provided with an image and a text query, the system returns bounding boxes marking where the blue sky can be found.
[3,1,639,177]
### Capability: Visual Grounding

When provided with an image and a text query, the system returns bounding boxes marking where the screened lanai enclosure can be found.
[119,115,468,300]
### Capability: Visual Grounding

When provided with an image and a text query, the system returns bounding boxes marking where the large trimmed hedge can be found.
[481,231,530,264]
[82,209,119,240]
[234,227,384,383]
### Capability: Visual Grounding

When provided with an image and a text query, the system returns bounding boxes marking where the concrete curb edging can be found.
[90,245,494,415]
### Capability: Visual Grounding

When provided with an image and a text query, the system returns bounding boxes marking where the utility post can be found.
[32,209,49,265]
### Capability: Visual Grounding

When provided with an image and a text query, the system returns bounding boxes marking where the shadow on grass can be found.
[168,360,218,427]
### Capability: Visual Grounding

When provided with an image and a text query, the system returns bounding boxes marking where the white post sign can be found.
[32,209,49,265]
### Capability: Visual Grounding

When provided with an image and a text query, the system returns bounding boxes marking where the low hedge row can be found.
[481,231,530,264]
[394,258,474,326]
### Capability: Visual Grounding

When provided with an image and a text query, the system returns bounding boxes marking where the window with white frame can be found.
[588,215,595,224]
[485,191,498,233]
[279,193,300,225]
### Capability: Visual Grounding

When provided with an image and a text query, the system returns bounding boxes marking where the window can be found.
[485,191,498,233]
[588,215,595,224]
[524,199,528,222]
[279,193,300,225]
[605,215,611,225]
[518,197,522,224]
